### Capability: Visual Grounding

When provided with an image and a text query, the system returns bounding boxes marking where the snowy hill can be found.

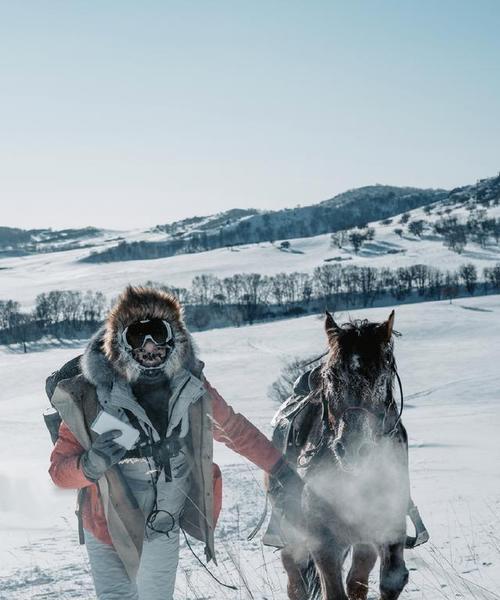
[82,185,445,264]
[1,185,443,260]
[0,225,108,257]
[1,176,499,310]
[0,296,499,599]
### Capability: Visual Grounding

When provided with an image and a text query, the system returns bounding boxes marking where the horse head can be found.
[320,310,400,473]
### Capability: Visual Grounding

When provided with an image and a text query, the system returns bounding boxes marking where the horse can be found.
[269,310,411,600]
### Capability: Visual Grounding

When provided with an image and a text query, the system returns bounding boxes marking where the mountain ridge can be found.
[2,173,498,264]
[0,183,446,258]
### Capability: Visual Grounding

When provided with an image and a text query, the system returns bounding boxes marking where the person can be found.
[48,285,302,600]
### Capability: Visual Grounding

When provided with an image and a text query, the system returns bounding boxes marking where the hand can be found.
[80,430,127,482]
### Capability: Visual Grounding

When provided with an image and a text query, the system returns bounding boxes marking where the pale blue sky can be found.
[1,1,499,230]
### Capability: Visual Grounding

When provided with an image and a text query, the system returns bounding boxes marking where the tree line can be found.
[389,207,500,255]
[2,262,499,350]
[0,290,106,350]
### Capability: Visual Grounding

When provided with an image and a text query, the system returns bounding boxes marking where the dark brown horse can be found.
[272,311,411,600]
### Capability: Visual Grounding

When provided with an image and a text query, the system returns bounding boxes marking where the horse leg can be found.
[310,540,348,600]
[281,548,309,600]
[379,542,408,600]
[346,543,378,600]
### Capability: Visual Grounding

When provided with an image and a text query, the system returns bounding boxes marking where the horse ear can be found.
[378,310,395,343]
[325,310,340,341]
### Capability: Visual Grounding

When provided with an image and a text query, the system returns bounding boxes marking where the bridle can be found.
[387,365,404,437]
[320,358,405,444]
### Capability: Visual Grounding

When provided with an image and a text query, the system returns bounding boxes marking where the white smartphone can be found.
[91,411,140,450]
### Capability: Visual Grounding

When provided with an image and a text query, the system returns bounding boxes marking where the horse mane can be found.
[327,318,399,363]
[305,317,402,438]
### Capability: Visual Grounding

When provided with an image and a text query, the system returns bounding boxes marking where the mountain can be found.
[0,226,106,257]
[4,174,500,264]
[81,184,446,263]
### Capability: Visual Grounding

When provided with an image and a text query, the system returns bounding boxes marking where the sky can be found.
[1,1,499,231]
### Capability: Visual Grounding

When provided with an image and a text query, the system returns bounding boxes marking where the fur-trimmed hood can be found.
[81,285,198,385]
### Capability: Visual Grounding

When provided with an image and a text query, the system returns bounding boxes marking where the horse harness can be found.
[318,360,406,446]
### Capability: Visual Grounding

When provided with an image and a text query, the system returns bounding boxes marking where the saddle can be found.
[262,367,322,548]
[271,366,324,466]
[262,367,429,549]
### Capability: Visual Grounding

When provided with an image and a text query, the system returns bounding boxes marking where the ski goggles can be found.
[122,318,174,350]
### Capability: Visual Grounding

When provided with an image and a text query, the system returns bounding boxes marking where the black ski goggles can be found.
[122,318,174,350]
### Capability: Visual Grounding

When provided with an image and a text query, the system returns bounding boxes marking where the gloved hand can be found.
[80,430,127,482]
[268,457,304,523]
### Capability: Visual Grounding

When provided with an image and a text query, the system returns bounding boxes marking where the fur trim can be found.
[81,286,198,384]
[80,325,115,387]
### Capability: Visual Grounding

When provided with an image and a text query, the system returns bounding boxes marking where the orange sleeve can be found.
[48,420,95,489]
[204,378,282,474]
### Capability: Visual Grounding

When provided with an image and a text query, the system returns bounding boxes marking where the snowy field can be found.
[2,203,500,310]
[0,295,499,599]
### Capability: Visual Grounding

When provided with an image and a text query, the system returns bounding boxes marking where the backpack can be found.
[43,355,83,444]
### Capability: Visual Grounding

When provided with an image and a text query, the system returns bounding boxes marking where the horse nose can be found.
[334,441,346,459]
[358,442,375,459]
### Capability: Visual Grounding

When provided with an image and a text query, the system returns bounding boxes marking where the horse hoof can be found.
[347,580,369,600]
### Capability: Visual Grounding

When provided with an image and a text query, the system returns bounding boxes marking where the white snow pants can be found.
[84,525,181,600]
[85,455,191,600]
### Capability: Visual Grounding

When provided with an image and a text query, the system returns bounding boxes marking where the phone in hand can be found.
[91,411,140,450]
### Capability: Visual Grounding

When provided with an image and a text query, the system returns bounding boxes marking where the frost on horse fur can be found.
[274,311,413,600]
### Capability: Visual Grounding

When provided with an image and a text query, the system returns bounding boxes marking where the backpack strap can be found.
[76,488,87,545]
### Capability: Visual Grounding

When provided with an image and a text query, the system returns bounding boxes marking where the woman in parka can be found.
[48,285,301,600]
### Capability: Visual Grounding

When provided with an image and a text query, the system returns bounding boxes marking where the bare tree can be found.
[296,272,313,306]
[410,264,430,296]
[313,264,342,306]
[191,274,219,305]
[61,290,83,325]
[270,273,287,307]
[268,354,321,404]
[330,230,347,249]
[408,220,425,238]
[82,290,107,322]
[443,227,467,254]
[443,271,459,304]
[349,231,365,254]
[458,263,478,295]
[358,267,379,307]
[483,264,500,291]
[238,273,268,324]
[35,291,66,325]
[0,300,21,329]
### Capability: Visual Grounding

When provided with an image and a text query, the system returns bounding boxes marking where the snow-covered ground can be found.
[0,295,499,599]
[2,204,500,310]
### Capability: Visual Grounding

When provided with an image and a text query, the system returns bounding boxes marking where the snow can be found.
[0,295,499,599]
